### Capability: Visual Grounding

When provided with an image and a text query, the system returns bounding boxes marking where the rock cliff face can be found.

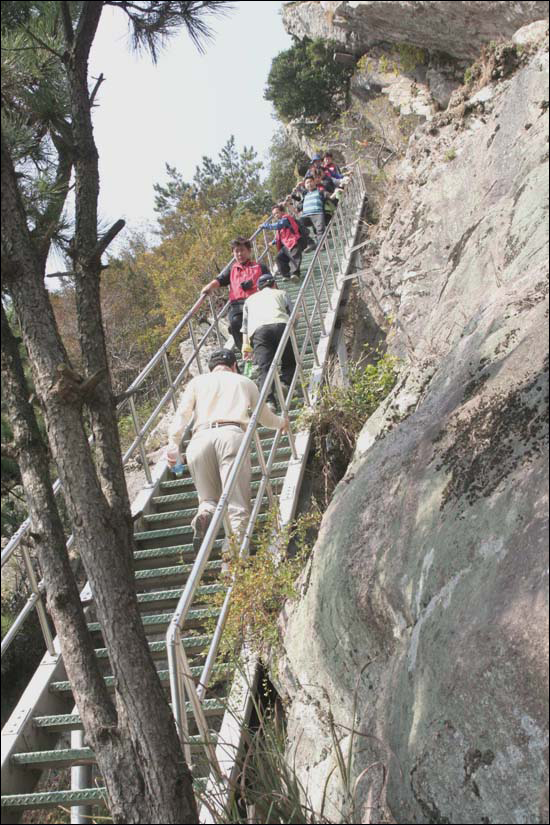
[276,14,549,825]
[283,1,549,60]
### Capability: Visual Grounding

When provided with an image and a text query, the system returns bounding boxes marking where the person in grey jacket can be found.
[241,273,296,406]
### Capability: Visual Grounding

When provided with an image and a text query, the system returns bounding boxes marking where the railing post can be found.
[188,319,203,374]
[326,228,340,290]
[253,430,276,509]
[21,544,55,656]
[309,263,327,337]
[208,295,223,347]
[289,328,311,407]
[162,352,178,411]
[272,375,297,459]
[335,210,348,265]
[263,229,275,272]
[318,249,333,311]
[299,294,320,367]
[129,396,153,485]
[71,726,92,824]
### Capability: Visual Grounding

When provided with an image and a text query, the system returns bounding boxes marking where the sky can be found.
[87,1,293,244]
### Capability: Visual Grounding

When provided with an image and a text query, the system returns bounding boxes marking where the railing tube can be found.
[326,226,340,290]
[208,295,223,348]
[21,545,55,656]
[290,328,311,407]
[318,250,334,310]
[129,396,153,485]
[273,373,297,459]
[309,265,327,337]
[162,352,178,411]
[299,294,320,367]
[253,430,276,509]
[188,319,203,374]
[1,591,40,656]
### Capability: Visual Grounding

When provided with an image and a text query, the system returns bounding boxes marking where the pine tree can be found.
[1,2,230,821]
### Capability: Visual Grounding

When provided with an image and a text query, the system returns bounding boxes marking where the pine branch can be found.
[20,23,64,59]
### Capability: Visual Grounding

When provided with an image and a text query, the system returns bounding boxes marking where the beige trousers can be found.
[185,426,251,538]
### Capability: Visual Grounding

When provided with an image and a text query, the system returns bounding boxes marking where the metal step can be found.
[2,777,208,811]
[32,699,226,733]
[135,560,224,589]
[135,584,226,613]
[94,635,212,662]
[88,605,221,636]
[152,477,284,511]
[11,735,216,769]
[133,539,224,566]
[50,663,230,695]
[159,460,290,492]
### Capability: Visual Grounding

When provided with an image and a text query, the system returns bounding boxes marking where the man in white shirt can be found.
[241,274,296,406]
[167,349,288,546]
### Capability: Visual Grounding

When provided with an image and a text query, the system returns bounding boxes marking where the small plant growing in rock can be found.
[299,350,399,503]
[205,505,321,661]
[445,148,457,161]
[396,43,427,73]
[378,54,399,75]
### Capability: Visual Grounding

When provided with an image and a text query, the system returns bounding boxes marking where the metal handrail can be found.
[0,210,280,658]
[165,167,366,778]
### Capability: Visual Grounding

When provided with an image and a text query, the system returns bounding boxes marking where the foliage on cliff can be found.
[264,37,354,131]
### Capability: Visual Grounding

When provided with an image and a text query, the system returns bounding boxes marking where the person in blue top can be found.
[298,175,326,247]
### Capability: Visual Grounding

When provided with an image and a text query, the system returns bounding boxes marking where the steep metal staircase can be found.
[1,167,366,822]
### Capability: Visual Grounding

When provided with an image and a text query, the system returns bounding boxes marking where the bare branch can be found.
[89,72,105,107]
[45,271,75,279]
[94,219,126,259]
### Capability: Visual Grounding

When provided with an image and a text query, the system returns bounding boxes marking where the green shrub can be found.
[264,38,354,126]
[206,506,321,661]
[299,351,399,503]
[396,43,427,73]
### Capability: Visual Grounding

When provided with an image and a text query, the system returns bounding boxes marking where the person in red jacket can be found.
[261,203,307,279]
[201,237,270,352]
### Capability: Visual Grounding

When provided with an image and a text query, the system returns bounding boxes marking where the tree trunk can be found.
[1,305,119,743]
[0,3,198,819]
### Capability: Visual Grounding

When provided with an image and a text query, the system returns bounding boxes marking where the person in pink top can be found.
[201,238,270,352]
[261,203,306,279]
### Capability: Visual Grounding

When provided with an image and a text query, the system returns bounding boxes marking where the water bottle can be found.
[166,446,185,477]
[243,359,254,378]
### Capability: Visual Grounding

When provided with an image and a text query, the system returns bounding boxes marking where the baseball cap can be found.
[258,273,275,289]
[208,349,238,370]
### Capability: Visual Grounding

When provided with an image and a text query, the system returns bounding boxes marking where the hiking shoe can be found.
[192,510,213,550]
